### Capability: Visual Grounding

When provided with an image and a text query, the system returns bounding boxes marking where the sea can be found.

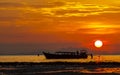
[0,55,120,62]
[0,55,120,75]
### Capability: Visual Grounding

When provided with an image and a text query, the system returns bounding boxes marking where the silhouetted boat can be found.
[43,50,89,59]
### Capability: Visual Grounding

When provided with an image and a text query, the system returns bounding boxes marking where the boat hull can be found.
[43,52,88,59]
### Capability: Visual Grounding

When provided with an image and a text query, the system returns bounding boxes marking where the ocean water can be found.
[0,55,120,75]
[0,55,120,62]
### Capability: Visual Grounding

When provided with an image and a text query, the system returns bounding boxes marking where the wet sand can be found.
[0,62,120,75]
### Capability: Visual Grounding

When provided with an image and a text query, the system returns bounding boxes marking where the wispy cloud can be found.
[0,1,120,37]
[0,2,25,7]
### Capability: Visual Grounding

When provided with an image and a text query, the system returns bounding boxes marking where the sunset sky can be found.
[0,0,120,55]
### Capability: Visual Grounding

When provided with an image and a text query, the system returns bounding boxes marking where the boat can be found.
[43,50,89,59]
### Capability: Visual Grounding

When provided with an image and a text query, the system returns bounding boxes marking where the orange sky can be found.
[0,0,120,54]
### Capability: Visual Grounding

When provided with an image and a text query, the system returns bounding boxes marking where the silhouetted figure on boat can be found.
[37,54,39,56]
[90,54,93,59]
[76,51,79,55]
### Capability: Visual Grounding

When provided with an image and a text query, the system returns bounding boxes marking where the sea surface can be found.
[0,55,120,75]
[0,55,120,62]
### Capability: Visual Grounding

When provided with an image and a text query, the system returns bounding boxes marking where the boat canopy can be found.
[55,52,75,54]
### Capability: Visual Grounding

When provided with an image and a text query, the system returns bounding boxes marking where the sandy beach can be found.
[0,62,120,75]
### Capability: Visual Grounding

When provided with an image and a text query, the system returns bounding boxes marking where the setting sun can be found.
[94,40,103,48]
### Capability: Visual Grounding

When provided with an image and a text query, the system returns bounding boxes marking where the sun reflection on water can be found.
[0,55,120,62]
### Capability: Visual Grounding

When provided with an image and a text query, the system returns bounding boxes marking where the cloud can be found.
[29,1,66,8]
[0,1,120,40]
[40,3,105,17]
[1,1,120,21]
[37,2,120,18]
[0,1,65,8]
[0,2,25,7]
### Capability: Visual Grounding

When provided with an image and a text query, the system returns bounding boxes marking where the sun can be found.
[94,40,103,48]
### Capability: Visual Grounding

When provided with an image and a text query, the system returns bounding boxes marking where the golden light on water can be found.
[0,55,120,62]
